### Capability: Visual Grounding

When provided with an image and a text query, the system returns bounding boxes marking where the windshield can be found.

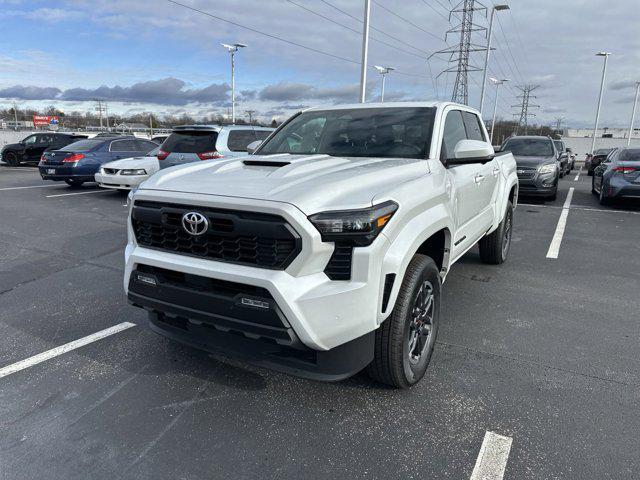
[595,148,612,156]
[258,107,436,159]
[502,138,554,157]
[619,149,640,162]
[553,140,564,152]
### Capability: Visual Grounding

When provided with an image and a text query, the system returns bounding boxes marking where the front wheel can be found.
[367,254,441,389]
[3,151,19,166]
[478,200,514,265]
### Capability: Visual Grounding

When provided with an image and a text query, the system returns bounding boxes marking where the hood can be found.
[513,155,556,168]
[2,142,23,152]
[103,155,159,170]
[140,153,430,214]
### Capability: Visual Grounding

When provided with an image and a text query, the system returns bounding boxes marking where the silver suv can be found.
[157,125,274,169]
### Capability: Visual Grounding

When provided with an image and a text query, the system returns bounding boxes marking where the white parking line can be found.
[546,187,574,259]
[0,184,60,191]
[0,322,136,379]
[470,431,513,480]
[574,167,582,182]
[46,189,108,198]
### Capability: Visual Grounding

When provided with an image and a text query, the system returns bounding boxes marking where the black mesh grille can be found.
[324,242,353,280]
[132,201,301,269]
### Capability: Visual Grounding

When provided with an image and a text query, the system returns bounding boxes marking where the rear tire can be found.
[367,254,441,389]
[3,151,19,166]
[479,200,513,265]
[64,179,84,188]
[599,184,610,205]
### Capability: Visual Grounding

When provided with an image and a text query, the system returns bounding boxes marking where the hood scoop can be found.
[242,159,291,168]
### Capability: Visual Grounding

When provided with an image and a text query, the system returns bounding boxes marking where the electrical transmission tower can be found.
[432,0,487,105]
[512,85,540,135]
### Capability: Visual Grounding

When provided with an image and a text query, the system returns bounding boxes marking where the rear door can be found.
[440,109,486,250]
[23,134,46,161]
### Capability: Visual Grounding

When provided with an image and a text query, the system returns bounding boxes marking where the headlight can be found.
[120,169,147,176]
[538,163,556,174]
[99,167,106,174]
[308,201,398,247]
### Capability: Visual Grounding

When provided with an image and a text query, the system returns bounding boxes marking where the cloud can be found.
[0,85,61,100]
[610,80,638,91]
[0,78,230,106]
[23,8,85,23]
[258,82,368,103]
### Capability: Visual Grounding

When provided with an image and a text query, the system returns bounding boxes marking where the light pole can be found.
[221,43,247,124]
[489,77,509,143]
[359,0,371,103]
[590,51,611,154]
[627,82,640,147]
[479,4,510,115]
[374,65,394,102]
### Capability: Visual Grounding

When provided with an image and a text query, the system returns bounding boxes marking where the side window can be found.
[440,110,467,161]
[39,135,52,144]
[227,130,257,152]
[462,112,487,142]
[23,135,37,145]
[135,140,158,153]
[110,139,137,152]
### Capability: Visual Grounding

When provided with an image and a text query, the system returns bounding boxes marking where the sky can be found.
[0,0,638,127]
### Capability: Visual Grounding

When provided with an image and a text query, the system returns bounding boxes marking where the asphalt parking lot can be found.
[1,164,639,480]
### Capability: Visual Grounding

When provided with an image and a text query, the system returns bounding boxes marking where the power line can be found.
[167,0,358,65]
[493,13,524,84]
[419,0,451,22]
[167,0,432,80]
[371,0,448,42]
[285,0,431,60]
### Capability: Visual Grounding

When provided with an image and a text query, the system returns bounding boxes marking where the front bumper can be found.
[95,172,149,190]
[124,190,390,359]
[517,172,557,197]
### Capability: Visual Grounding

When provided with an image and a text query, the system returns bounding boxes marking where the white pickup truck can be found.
[125,102,518,388]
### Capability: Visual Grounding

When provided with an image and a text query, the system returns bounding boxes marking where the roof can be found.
[303,101,466,112]
[172,124,274,132]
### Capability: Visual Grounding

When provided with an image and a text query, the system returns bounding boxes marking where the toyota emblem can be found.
[181,211,209,236]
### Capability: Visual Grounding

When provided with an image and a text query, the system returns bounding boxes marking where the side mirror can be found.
[447,140,495,166]
[246,140,262,154]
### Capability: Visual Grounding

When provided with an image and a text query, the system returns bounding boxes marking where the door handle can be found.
[492,167,500,176]
[474,174,485,184]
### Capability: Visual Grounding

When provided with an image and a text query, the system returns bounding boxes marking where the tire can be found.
[64,179,84,188]
[599,184,610,205]
[3,151,20,166]
[367,254,441,389]
[548,191,557,201]
[479,200,514,265]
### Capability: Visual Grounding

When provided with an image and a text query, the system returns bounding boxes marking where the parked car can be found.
[1,132,87,166]
[501,135,559,200]
[125,102,518,388]
[553,139,571,175]
[95,146,160,191]
[157,125,274,169]
[39,136,158,187]
[587,148,615,175]
[566,147,576,171]
[592,148,640,205]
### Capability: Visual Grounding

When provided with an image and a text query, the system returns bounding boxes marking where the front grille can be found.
[132,201,301,269]
[516,168,536,180]
[324,242,353,280]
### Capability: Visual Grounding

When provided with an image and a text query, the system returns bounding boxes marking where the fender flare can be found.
[377,204,452,323]
[491,174,519,231]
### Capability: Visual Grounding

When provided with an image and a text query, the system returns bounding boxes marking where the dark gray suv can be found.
[501,136,559,201]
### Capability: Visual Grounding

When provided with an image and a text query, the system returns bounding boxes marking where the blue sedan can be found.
[38,135,158,187]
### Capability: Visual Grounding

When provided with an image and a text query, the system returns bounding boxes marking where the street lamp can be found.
[627,82,640,147]
[221,42,247,124]
[590,51,611,154]
[359,0,371,103]
[479,4,510,115]
[489,77,509,143]
[374,65,394,102]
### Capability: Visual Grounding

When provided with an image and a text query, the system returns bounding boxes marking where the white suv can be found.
[157,125,274,168]
[125,102,518,388]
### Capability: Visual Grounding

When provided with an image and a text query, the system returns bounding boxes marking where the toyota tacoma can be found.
[124,102,518,388]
